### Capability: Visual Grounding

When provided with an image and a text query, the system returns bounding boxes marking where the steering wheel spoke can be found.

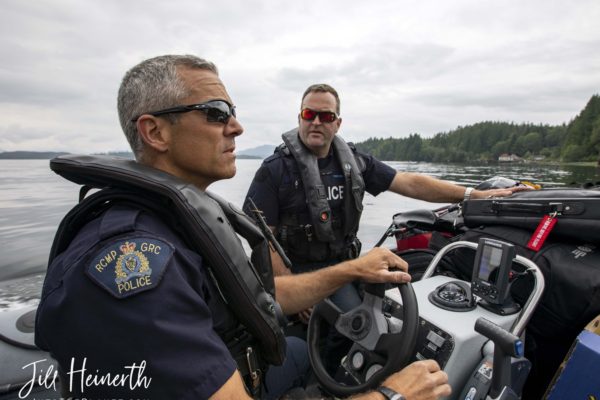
[334,291,388,351]
[314,298,344,326]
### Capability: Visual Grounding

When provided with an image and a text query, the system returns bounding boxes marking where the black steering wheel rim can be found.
[307,282,419,398]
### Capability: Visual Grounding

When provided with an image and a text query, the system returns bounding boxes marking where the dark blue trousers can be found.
[264,336,310,399]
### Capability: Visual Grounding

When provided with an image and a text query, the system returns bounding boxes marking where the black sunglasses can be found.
[300,108,338,123]
[131,100,236,124]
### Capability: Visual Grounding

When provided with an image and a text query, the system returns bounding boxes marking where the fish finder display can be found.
[471,238,515,305]
[478,245,503,283]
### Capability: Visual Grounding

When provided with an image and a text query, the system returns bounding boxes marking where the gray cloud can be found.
[1,0,599,152]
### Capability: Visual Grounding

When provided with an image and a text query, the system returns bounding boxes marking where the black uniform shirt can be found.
[35,204,237,399]
[245,147,397,228]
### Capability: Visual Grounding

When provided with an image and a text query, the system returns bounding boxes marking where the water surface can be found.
[1,159,599,310]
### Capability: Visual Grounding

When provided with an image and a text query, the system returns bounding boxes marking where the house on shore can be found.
[498,153,523,162]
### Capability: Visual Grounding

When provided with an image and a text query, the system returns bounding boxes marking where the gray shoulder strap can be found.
[282,129,336,242]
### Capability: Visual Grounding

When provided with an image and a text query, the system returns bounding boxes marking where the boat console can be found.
[308,239,545,400]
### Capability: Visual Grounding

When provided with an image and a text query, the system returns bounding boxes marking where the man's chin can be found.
[305,137,327,148]
[307,141,329,154]
[224,166,237,179]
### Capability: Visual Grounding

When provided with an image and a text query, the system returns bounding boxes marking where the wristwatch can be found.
[463,187,474,202]
[376,385,406,400]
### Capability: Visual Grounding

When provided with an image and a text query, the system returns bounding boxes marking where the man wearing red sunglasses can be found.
[244,84,525,311]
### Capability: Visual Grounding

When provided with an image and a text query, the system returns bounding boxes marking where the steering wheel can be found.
[307,282,419,398]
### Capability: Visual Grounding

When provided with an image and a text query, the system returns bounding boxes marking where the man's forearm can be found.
[274,247,410,315]
[389,171,529,203]
[275,259,359,315]
[390,172,465,203]
[270,247,292,276]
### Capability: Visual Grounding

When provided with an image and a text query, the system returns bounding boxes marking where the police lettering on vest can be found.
[327,185,344,201]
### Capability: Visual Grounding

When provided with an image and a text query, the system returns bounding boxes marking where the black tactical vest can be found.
[277,130,366,267]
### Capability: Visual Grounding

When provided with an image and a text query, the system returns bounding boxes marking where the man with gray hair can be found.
[36,55,451,400]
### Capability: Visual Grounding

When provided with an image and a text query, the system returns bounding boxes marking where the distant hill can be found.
[238,144,276,159]
[0,151,69,159]
[237,154,262,159]
[94,151,135,159]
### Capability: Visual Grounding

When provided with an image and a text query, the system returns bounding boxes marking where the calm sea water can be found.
[1,159,599,310]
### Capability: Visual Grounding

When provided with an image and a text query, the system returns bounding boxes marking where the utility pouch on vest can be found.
[49,155,287,367]
[347,236,362,260]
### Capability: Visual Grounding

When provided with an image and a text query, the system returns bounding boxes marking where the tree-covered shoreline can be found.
[356,95,600,163]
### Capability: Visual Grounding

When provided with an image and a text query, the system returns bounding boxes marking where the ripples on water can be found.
[1,159,599,311]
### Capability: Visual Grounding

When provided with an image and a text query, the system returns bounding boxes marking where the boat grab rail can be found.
[421,240,545,337]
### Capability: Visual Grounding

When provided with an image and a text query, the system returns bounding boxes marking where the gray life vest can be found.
[46,155,287,393]
[280,129,365,255]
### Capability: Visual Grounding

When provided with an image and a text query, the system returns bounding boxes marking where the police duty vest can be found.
[47,154,287,368]
[277,129,365,262]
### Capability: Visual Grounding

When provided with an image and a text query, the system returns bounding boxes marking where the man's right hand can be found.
[350,247,411,285]
[275,247,412,315]
[377,360,451,400]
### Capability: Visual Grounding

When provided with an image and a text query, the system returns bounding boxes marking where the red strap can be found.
[527,215,558,251]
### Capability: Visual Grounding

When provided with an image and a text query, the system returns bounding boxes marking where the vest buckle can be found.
[246,346,261,390]
[348,237,362,259]
[304,224,313,242]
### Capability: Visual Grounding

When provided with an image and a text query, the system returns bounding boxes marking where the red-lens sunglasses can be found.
[300,108,338,123]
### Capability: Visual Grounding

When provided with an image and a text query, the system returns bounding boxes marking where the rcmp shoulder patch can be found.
[86,237,174,299]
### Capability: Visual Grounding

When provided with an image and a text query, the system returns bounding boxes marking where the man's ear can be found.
[335,116,342,131]
[136,116,170,153]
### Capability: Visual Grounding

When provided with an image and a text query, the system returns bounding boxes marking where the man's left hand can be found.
[471,185,532,199]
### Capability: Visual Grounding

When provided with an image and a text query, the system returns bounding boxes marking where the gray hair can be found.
[117,55,218,158]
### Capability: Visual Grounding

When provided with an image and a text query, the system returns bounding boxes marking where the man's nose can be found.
[226,116,244,136]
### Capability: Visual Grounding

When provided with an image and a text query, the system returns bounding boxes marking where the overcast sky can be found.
[1,0,599,153]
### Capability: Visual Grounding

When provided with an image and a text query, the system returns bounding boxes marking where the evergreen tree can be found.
[562,95,600,162]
